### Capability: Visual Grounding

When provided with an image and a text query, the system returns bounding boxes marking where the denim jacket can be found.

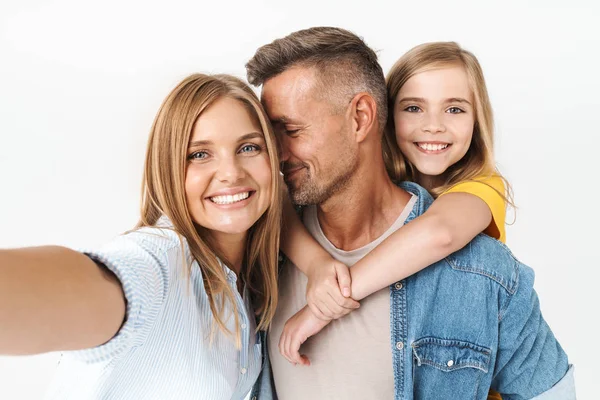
[251,181,574,400]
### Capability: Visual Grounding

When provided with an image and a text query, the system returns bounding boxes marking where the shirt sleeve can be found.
[492,263,573,398]
[68,230,173,363]
[440,175,507,243]
[530,365,576,399]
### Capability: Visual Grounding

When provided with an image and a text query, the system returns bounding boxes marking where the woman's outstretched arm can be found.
[0,246,126,355]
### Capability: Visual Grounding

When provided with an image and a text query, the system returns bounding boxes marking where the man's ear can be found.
[349,93,377,143]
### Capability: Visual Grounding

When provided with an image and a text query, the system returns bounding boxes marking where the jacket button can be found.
[396,342,404,350]
[447,360,454,367]
[252,397,257,400]
[394,282,403,290]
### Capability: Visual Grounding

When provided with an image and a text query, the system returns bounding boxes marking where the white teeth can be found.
[210,192,250,205]
[418,143,449,151]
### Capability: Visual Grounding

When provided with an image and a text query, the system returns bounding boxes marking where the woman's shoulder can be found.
[126,226,184,248]
[122,224,190,263]
[88,216,191,270]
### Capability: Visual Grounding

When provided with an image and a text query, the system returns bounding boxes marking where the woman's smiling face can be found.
[185,96,272,243]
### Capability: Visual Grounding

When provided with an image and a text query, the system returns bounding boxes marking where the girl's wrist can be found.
[306,252,333,277]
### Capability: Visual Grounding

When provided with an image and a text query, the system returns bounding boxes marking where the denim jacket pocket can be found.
[412,337,491,400]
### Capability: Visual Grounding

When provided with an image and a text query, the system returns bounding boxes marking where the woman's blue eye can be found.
[188,151,208,160]
[240,144,260,153]
[405,106,421,113]
[447,107,464,114]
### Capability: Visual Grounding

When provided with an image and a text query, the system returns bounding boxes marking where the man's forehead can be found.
[262,68,318,101]
[261,67,322,122]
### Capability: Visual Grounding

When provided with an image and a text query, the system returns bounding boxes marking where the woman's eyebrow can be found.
[188,132,263,148]
[237,131,263,142]
[188,139,212,147]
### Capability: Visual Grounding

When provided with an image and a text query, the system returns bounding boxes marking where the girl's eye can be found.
[188,151,209,161]
[447,107,464,114]
[240,144,260,153]
[404,105,421,113]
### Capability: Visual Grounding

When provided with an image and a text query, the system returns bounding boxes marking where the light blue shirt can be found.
[45,218,261,400]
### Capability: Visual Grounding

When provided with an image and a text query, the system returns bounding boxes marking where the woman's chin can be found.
[204,217,260,237]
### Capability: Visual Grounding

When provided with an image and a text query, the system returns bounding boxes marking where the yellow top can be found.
[441,175,507,243]
[487,391,503,400]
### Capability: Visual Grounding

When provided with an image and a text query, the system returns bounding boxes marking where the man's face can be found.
[261,67,359,205]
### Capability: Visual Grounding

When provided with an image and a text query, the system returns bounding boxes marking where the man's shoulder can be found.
[445,235,523,294]
[395,181,433,221]
[396,180,524,294]
[396,181,431,200]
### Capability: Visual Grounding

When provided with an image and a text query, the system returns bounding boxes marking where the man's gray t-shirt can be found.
[269,194,417,400]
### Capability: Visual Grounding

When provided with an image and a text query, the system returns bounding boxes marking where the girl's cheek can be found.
[455,120,475,141]
[395,120,413,141]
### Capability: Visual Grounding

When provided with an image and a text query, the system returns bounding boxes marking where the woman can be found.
[0,73,282,399]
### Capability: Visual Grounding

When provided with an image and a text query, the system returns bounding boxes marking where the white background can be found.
[1,0,598,398]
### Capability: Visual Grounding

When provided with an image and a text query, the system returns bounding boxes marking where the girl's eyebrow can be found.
[398,97,472,106]
[445,97,472,106]
[398,97,425,104]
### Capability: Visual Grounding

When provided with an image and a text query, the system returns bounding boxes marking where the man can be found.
[246,27,574,400]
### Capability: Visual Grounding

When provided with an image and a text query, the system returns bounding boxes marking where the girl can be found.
[0,74,282,400]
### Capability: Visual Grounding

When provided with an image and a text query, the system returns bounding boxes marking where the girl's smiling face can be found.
[393,65,475,186]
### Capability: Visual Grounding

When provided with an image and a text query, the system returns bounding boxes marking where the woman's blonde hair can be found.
[136,73,281,343]
[384,42,513,205]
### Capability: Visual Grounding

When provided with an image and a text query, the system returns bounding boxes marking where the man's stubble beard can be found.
[288,148,359,206]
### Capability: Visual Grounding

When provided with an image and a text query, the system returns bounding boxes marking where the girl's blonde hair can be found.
[384,42,513,205]
[136,73,281,343]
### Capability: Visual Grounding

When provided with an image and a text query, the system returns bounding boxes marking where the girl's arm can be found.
[279,189,506,367]
[0,246,126,355]
[281,193,359,320]
[278,192,490,365]
[350,192,493,300]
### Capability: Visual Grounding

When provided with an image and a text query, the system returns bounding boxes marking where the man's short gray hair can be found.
[246,27,387,130]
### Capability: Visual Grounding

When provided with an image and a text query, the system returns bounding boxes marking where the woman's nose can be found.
[216,156,246,183]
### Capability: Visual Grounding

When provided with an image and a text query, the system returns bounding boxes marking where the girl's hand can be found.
[306,257,359,320]
[279,306,330,366]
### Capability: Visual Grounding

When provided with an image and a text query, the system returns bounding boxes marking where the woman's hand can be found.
[305,257,359,320]
[279,306,330,366]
